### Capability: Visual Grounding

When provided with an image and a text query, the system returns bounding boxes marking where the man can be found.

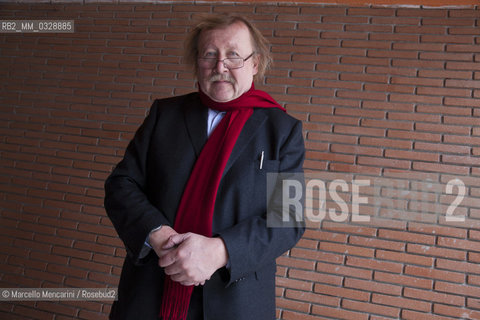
[105,14,305,320]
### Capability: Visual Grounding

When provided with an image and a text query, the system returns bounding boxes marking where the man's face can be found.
[196,22,259,102]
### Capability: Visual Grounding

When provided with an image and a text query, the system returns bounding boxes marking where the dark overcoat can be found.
[104,92,305,320]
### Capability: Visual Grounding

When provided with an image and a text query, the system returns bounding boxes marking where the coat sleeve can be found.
[218,119,305,286]
[104,100,171,262]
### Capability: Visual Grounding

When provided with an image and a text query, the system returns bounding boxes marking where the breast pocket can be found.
[257,159,280,174]
[252,159,280,217]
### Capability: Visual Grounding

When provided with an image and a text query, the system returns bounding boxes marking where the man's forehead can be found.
[198,22,253,48]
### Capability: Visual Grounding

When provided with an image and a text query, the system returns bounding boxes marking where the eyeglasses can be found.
[198,52,255,70]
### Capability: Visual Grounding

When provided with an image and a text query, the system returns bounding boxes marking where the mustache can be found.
[208,74,236,84]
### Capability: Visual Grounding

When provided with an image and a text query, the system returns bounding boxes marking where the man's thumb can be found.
[162,233,186,249]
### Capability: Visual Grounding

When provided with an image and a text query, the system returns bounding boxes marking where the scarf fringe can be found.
[160,277,193,320]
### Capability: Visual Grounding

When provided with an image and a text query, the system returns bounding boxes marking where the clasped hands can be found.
[149,226,228,287]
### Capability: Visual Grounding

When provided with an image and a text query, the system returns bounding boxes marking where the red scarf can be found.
[159,84,284,320]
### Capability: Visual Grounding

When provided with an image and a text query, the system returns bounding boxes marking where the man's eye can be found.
[204,52,216,58]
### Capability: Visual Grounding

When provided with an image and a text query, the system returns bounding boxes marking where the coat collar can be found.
[223,110,266,178]
[183,93,267,178]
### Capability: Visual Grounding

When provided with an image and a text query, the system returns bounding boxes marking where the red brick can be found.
[436,281,480,298]
[370,33,419,42]
[303,229,348,243]
[377,249,434,267]
[342,299,400,318]
[374,271,433,289]
[320,242,375,258]
[417,86,472,98]
[357,155,411,169]
[328,163,383,175]
[312,304,368,320]
[314,283,370,302]
[404,287,464,306]
[414,142,470,155]
[419,69,472,79]
[401,310,457,320]
[335,106,385,118]
[366,66,416,77]
[46,263,88,279]
[391,75,443,87]
[420,51,473,61]
[316,261,372,280]
[343,40,391,50]
[281,310,322,320]
[315,62,364,73]
[408,222,468,238]
[395,25,446,34]
[390,92,442,105]
[407,243,466,260]
[322,15,368,24]
[393,42,445,51]
[345,277,402,295]
[10,305,53,320]
[379,229,435,245]
[290,247,343,264]
[334,124,385,137]
[447,44,480,54]
[322,31,367,40]
[276,256,315,271]
[434,304,480,319]
[346,256,403,273]
[437,258,480,275]
[307,150,355,163]
[401,59,451,72]
[303,159,328,171]
[341,56,389,67]
[276,277,313,292]
[422,34,474,44]
[289,268,342,286]
[315,79,362,90]
[359,137,412,149]
[446,60,480,71]
[277,297,310,313]
[444,97,480,107]
[417,105,472,117]
[372,293,432,312]
[285,288,339,307]
[36,302,77,318]
[469,274,480,285]
[331,143,382,157]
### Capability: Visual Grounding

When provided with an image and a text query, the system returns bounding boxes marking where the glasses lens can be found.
[224,58,243,69]
[199,58,215,69]
[198,57,246,69]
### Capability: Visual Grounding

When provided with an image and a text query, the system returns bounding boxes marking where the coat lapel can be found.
[222,110,267,178]
[183,92,268,178]
[184,95,208,157]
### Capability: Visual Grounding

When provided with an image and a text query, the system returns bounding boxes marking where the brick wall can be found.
[0,2,479,320]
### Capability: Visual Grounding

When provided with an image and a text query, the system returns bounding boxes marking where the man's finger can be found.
[158,251,177,268]
[162,233,188,250]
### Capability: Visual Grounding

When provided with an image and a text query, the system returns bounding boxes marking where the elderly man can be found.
[105,14,305,320]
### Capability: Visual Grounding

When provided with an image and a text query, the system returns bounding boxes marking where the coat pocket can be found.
[257,159,280,173]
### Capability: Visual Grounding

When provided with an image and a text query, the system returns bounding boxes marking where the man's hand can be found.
[158,233,229,287]
[149,225,178,258]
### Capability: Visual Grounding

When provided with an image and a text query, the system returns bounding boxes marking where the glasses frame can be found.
[198,52,256,70]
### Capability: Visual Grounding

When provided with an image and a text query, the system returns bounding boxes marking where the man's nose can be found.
[214,59,229,73]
